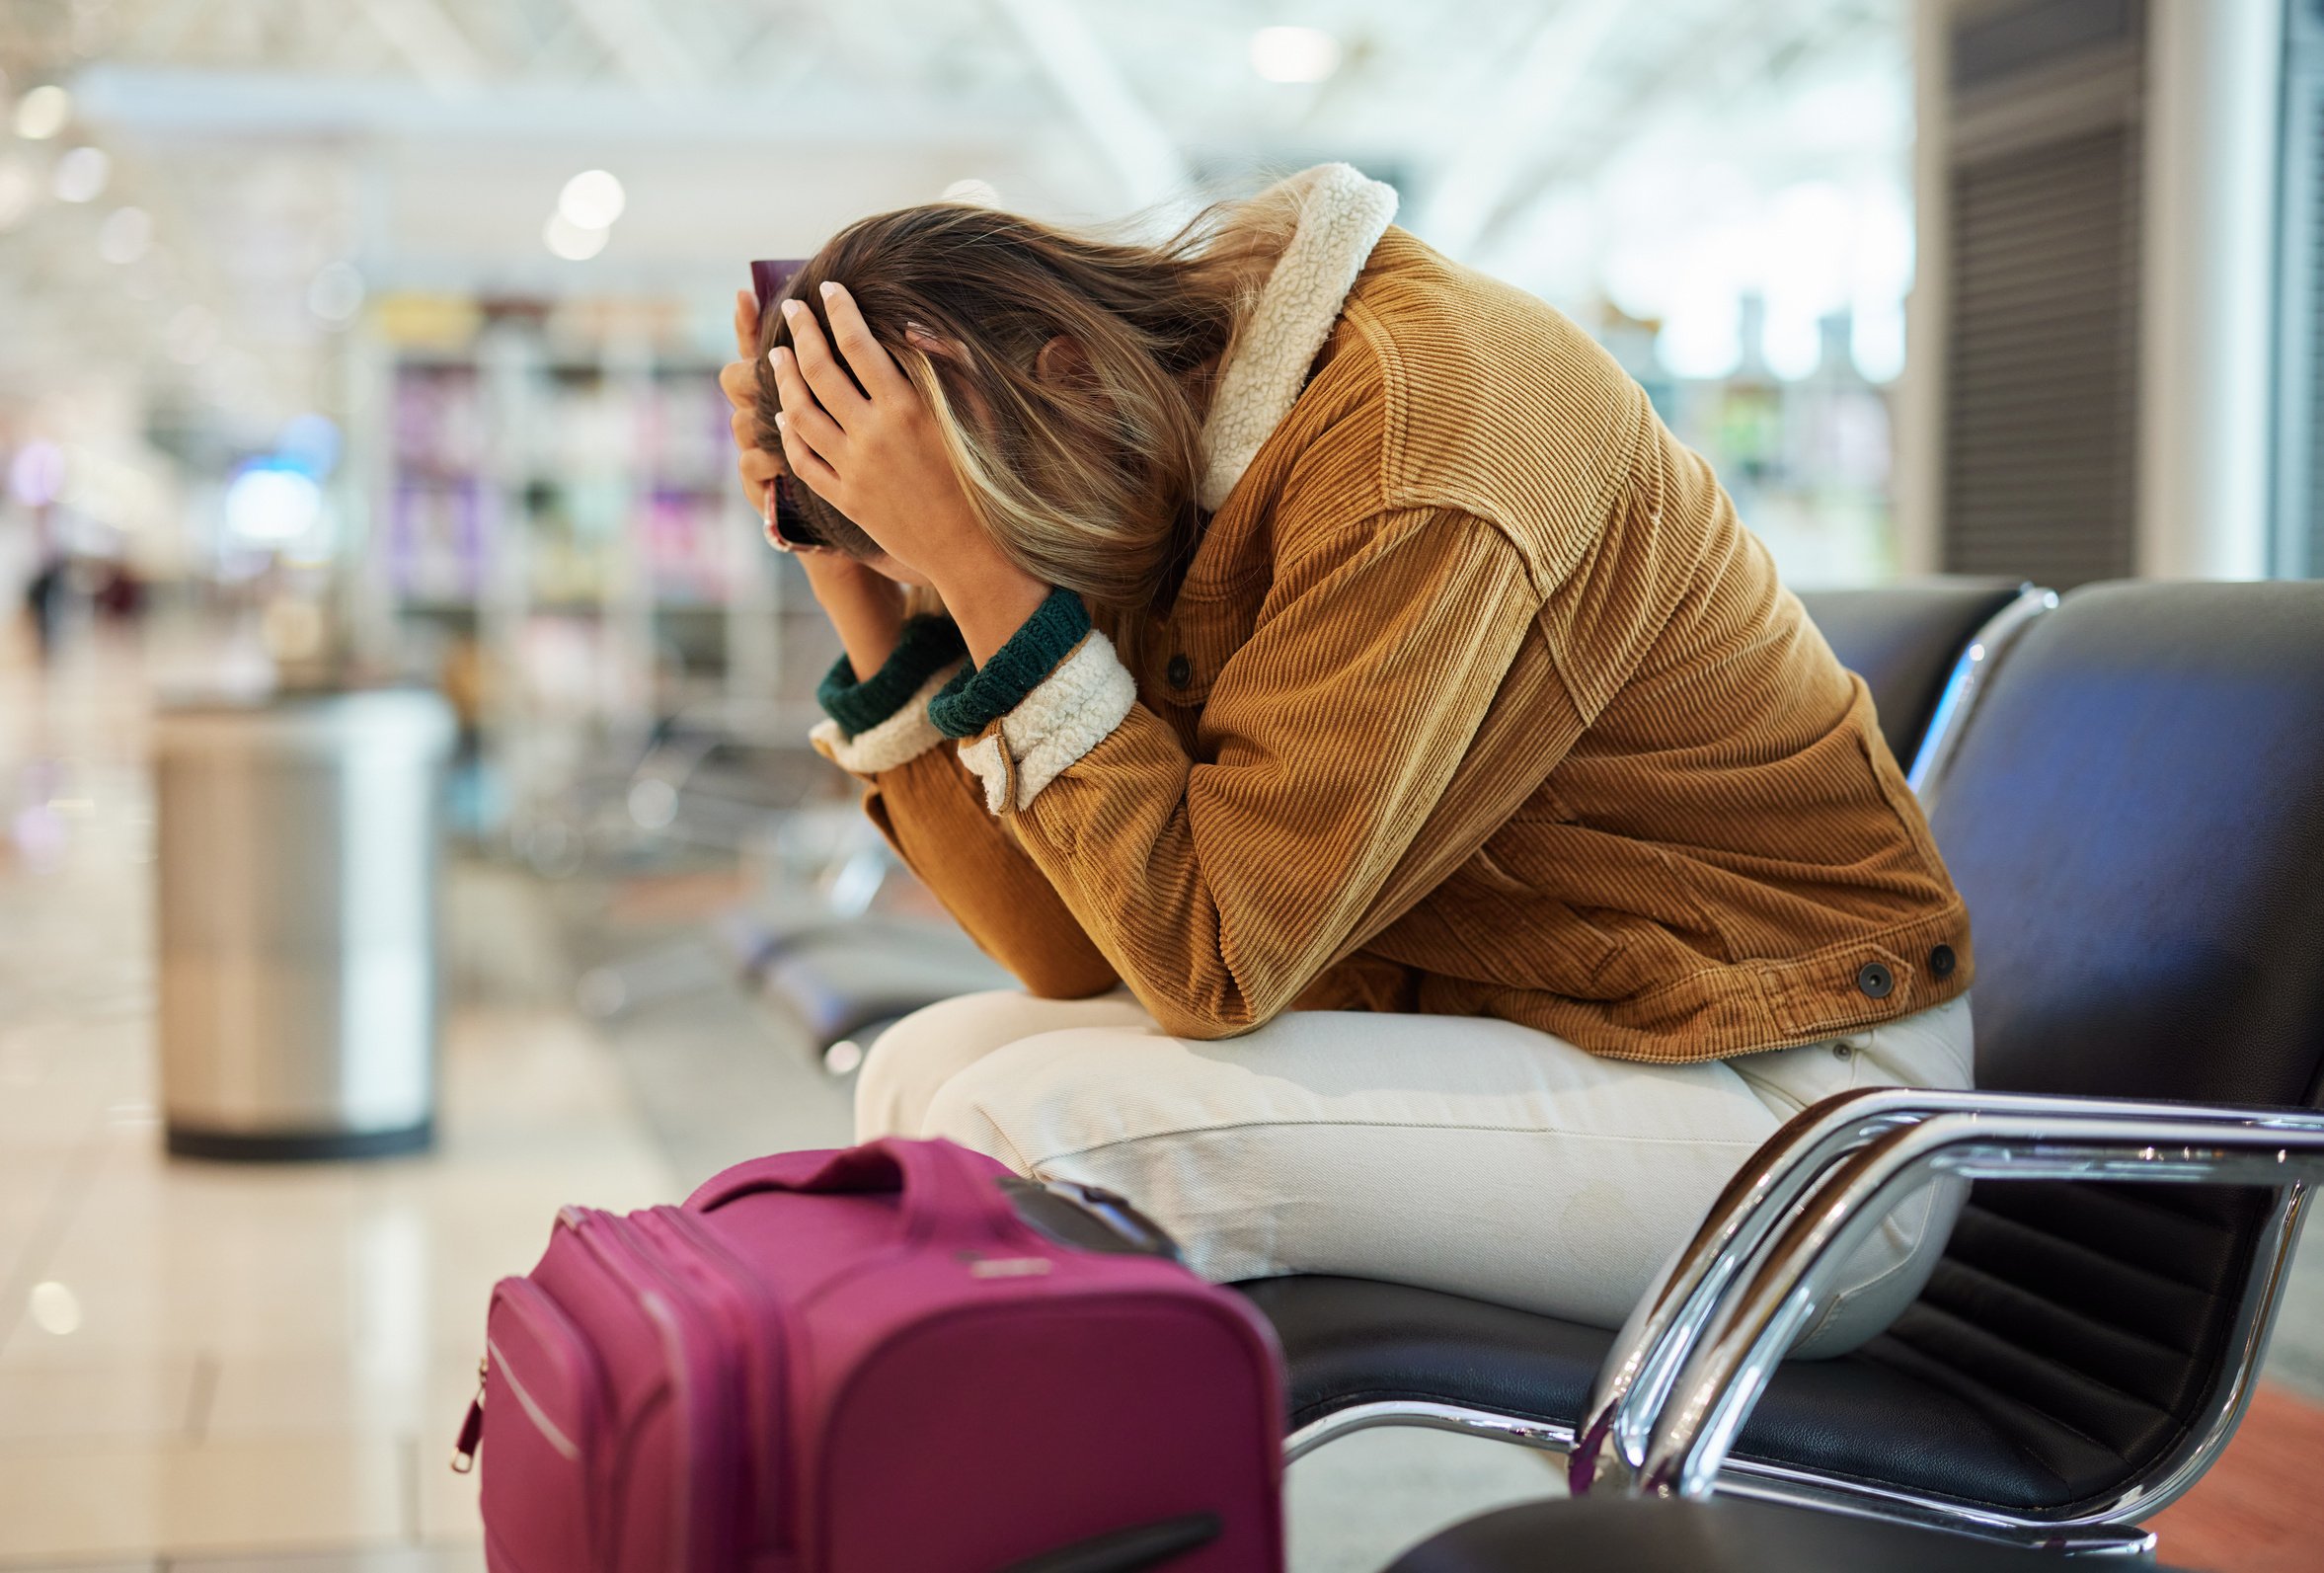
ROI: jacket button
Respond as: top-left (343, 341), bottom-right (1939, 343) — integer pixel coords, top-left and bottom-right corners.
top-left (1929, 944), bottom-right (1957, 980)
top-left (1166, 654), bottom-right (1193, 689)
top-left (1855, 962), bottom-right (1895, 999)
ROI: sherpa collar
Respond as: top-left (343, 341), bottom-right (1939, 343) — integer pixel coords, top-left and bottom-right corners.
top-left (1196, 164), bottom-right (1400, 513)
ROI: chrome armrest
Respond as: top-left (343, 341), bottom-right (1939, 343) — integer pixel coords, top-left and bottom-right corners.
top-left (1568, 1084), bottom-right (2225, 1495)
top-left (1568, 1086), bottom-right (1963, 1494)
top-left (1905, 583), bottom-right (2055, 801)
top-left (1603, 1096), bottom-right (2324, 1503)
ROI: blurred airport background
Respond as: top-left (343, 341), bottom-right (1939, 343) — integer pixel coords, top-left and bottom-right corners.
top-left (1, 0), bottom-right (1930, 807)
top-left (0, 1), bottom-right (2317, 1569)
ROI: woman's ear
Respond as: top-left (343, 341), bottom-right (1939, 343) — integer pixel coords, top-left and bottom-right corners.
top-left (903, 321), bottom-right (951, 357)
top-left (1035, 334), bottom-right (1095, 390)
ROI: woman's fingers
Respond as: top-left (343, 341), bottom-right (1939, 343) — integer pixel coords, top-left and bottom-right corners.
top-left (732, 288), bottom-right (758, 361)
top-left (731, 404), bottom-right (772, 453)
top-left (778, 298), bottom-right (871, 427)
top-left (736, 443), bottom-right (781, 506)
top-left (717, 357), bottom-right (757, 415)
top-left (816, 282), bottom-right (912, 400)
top-left (774, 409), bottom-right (842, 498)
top-left (768, 346), bottom-right (850, 462)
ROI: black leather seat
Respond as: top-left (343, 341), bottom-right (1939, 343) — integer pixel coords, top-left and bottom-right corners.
top-left (1383, 1496), bottom-right (2199, 1573)
top-left (1242, 581), bottom-right (2324, 1523)
top-left (1795, 577), bottom-right (2028, 768)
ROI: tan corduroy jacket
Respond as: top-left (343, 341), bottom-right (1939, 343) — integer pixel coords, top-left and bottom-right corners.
top-left (813, 170), bottom-right (1972, 1063)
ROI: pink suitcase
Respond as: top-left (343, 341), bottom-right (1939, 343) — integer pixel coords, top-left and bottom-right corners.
top-left (455, 1137), bottom-right (1285, 1573)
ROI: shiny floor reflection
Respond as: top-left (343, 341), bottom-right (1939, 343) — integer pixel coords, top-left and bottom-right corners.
top-left (0, 638), bottom-right (673, 1567)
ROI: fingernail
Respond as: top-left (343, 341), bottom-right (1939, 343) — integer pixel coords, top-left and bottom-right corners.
top-left (819, 280), bottom-right (841, 299)
top-left (781, 298), bottom-right (803, 318)
top-left (774, 411), bottom-right (788, 430)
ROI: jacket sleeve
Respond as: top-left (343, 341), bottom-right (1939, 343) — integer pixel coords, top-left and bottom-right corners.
top-left (807, 628), bottom-right (1119, 1000)
top-left (859, 747), bottom-right (1121, 999)
top-left (959, 509), bottom-right (1542, 1038)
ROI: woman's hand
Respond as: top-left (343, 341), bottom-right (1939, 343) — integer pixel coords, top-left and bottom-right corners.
top-left (769, 282), bottom-right (1050, 666)
top-left (723, 287), bottom-right (902, 679)
top-left (721, 285), bottom-right (800, 541)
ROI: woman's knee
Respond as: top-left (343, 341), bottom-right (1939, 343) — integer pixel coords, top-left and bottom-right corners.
top-left (853, 988), bottom-right (1153, 1142)
top-left (918, 1024), bottom-right (1167, 1172)
top-left (854, 989), bottom-right (1054, 1141)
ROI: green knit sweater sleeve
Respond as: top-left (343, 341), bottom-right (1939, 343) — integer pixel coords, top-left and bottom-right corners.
top-left (927, 588), bottom-right (1093, 741)
top-left (816, 614), bottom-right (968, 739)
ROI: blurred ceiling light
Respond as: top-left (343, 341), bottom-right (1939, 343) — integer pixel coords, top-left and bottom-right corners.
top-left (628, 777), bottom-right (678, 830)
top-left (97, 204), bottom-right (149, 264)
top-left (941, 178), bottom-right (1001, 205)
top-left (13, 84), bottom-right (70, 140)
top-left (7, 440), bottom-right (65, 507)
top-left (1249, 26), bottom-right (1342, 84)
top-left (0, 158), bottom-right (35, 230)
top-left (52, 145), bottom-right (108, 203)
top-left (558, 169), bottom-right (625, 230)
top-left (165, 303), bottom-right (219, 364)
top-left (226, 461), bottom-right (323, 544)
top-left (28, 1280), bottom-right (80, 1336)
top-left (544, 211), bottom-right (609, 261)
top-left (307, 260), bottom-right (365, 325)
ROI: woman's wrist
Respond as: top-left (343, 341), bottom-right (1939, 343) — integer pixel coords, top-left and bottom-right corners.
top-left (800, 554), bottom-right (907, 679)
top-left (935, 550), bottom-right (1053, 669)
top-left (816, 614), bottom-right (968, 738)
top-left (927, 586), bottom-right (1093, 741)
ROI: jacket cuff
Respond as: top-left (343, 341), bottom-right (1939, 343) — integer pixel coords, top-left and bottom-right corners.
top-left (816, 615), bottom-right (968, 739)
top-left (927, 587), bottom-right (1092, 740)
top-left (811, 663), bottom-right (966, 777)
top-left (956, 629), bottom-right (1137, 814)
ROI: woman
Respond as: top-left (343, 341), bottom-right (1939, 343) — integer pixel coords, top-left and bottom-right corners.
top-left (717, 164), bottom-right (1972, 1354)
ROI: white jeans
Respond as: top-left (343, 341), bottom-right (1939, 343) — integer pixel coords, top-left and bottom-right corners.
top-left (858, 990), bottom-right (1975, 1357)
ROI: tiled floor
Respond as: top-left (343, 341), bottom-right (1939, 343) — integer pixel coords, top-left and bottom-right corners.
top-left (0, 637), bottom-right (669, 1569)
top-left (6, 627), bottom-right (2318, 1572)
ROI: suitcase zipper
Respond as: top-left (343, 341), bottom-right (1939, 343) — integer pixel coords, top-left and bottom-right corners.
top-left (456, 1275), bottom-right (614, 1558)
top-left (458, 1279), bottom-right (611, 1470)
top-left (450, 1356), bottom-right (486, 1473)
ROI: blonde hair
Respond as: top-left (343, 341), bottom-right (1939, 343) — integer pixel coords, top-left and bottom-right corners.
top-left (754, 186), bottom-right (1300, 612)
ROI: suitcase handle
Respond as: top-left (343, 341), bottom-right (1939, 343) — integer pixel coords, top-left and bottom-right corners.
top-left (686, 1138), bottom-right (1024, 1247)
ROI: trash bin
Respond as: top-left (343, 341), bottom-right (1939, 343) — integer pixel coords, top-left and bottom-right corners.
top-left (155, 687), bottom-right (455, 1159)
